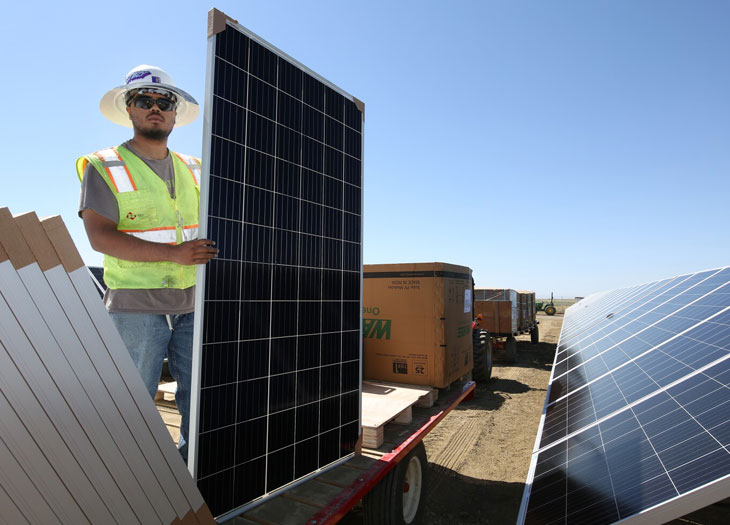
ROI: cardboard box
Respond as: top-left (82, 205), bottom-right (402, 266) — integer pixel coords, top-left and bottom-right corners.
top-left (517, 290), bottom-right (536, 330)
top-left (475, 288), bottom-right (518, 333)
top-left (474, 300), bottom-right (513, 334)
top-left (362, 262), bottom-right (474, 388)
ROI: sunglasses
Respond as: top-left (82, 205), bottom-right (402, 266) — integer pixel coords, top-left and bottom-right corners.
top-left (131, 95), bottom-right (178, 112)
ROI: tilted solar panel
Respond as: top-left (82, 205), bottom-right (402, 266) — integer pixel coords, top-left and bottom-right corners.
top-left (189, 9), bottom-right (364, 519)
top-left (87, 266), bottom-right (106, 298)
top-left (519, 267), bottom-right (730, 524)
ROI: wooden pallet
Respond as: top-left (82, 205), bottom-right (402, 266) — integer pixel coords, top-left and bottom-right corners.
top-left (360, 381), bottom-right (436, 448)
top-left (154, 380), bottom-right (177, 402)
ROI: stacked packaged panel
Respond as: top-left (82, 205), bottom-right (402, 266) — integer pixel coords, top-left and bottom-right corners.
top-left (474, 288), bottom-right (519, 334)
top-left (362, 262), bottom-right (473, 388)
top-left (517, 291), bottom-right (536, 331)
top-left (0, 208), bottom-right (212, 524)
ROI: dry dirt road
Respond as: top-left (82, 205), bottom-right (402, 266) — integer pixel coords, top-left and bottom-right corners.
top-left (418, 312), bottom-right (561, 524)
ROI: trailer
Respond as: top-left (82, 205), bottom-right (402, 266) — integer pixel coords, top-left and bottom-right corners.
top-left (156, 379), bottom-right (475, 524)
top-left (473, 289), bottom-right (539, 362)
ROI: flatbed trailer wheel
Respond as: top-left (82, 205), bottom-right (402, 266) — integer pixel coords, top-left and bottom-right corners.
top-left (363, 441), bottom-right (428, 524)
top-left (530, 325), bottom-right (539, 344)
top-left (472, 329), bottom-right (493, 383)
top-left (505, 336), bottom-right (517, 362)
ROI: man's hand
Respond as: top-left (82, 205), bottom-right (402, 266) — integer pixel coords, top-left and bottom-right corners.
top-left (82, 209), bottom-right (218, 265)
top-left (170, 239), bottom-right (218, 265)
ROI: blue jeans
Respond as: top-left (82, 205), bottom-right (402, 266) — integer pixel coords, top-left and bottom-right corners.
top-left (110, 311), bottom-right (194, 462)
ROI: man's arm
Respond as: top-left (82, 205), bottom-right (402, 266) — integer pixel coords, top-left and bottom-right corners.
top-left (82, 209), bottom-right (218, 266)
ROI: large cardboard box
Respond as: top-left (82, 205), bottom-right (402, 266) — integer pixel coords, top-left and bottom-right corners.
top-left (362, 262), bottom-right (474, 388)
top-left (475, 288), bottom-right (518, 333)
top-left (517, 290), bottom-right (536, 330)
top-left (473, 300), bottom-right (513, 334)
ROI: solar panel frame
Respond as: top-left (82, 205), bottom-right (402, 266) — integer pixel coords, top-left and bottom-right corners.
top-left (519, 267), bottom-right (730, 524)
top-left (189, 11), bottom-right (363, 520)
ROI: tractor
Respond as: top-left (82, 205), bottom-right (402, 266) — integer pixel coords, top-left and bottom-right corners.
top-left (536, 292), bottom-right (557, 316)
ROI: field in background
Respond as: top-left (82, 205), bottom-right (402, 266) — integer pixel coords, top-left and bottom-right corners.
top-left (536, 298), bottom-right (577, 314)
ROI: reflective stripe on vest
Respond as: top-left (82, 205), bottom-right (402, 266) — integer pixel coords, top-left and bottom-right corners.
top-left (174, 152), bottom-right (201, 186)
top-left (122, 225), bottom-right (199, 244)
top-left (96, 148), bottom-right (137, 193)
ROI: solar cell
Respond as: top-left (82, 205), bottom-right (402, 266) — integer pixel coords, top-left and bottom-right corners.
top-left (520, 267), bottom-right (730, 524)
top-left (189, 10), bottom-right (363, 519)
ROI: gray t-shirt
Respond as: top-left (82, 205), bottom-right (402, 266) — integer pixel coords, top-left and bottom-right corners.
top-left (79, 140), bottom-right (195, 314)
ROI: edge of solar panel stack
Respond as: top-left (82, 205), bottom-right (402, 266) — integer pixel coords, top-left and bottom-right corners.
top-left (519, 267), bottom-right (730, 524)
top-left (190, 8), bottom-right (364, 520)
top-left (0, 208), bottom-right (212, 524)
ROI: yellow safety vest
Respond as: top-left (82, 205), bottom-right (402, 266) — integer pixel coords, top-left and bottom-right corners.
top-left (76, 145), bottom-right (201, 290)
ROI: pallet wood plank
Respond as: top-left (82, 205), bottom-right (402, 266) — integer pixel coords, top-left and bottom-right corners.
top-left (243, 495), bottom-right (320, 525)
top-left (311, 464), bottom-right (363, 488)
top-left (361, 381), bottom-right (433, 428)
top-left (283, 480), bottom-right (344, 508)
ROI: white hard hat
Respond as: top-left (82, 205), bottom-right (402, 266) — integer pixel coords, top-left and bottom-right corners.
top-left (99, 65), bottom-right (199, 128)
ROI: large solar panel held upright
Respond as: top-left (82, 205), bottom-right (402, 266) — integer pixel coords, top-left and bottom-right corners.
top-left (189, 9), bottom-right (364, 519)
top-left (519, 267), bottom-right (730, 524)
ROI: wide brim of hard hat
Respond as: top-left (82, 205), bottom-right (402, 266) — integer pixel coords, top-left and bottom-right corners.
top-left (99, 82), bottom-right (200, 128)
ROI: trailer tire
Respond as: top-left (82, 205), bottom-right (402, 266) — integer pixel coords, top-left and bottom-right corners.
top-left (472, 329), bottom-right (492, 383)
top-left (505, 336), bottom-right (517, 362)
top-left (363, 442), bottom-right (428, 524)
top-left (530, 325), bottom-right (539, 345)
top-left (545, 305), bottom-right (557, 316)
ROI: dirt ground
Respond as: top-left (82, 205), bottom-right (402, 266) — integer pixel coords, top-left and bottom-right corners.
top-left (417, 311), bottom-right (561, 525)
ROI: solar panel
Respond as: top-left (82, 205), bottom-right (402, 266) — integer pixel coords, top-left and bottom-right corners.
top-left (519, 267), bottom-right (730, 524)
top-left (0, 209), bottom-right (211, 523)
top-left (189, 9), bottom-right (363, 519)
top-left (88, 265), bottom-right (106, 298)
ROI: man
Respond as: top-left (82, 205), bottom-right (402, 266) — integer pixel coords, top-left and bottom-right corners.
top-left (77, 65), bottom-right (217, 462)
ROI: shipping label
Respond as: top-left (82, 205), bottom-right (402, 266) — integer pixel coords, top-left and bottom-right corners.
top-left (393, 360), bottom-right (408, 374)
top-left (387, 279), bottom-right (421, 290)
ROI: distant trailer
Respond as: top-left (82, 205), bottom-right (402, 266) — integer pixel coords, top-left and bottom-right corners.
top-left (473, 288), bottom-right (540, 362)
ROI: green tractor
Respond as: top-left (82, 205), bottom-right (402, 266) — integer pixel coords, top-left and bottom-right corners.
top-left (536, 292), bottom-right (557, 316)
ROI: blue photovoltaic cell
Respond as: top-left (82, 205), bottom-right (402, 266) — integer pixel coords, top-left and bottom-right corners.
top-left (521, 267), bottom-right (730, 524)
top-left (191, 18), bottom-right (363, 519)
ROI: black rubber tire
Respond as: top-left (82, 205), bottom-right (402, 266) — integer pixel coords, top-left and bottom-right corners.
top-left (472, 329), bottom-right (493, 383)
top-left (545, 305), bottom-right (557, 316)
top-left (504, 336), bottom-right (517, 363)
top-left (363, 442), bottom-right (428, 524)
top-left (530, 325), bottom-right (539, 345)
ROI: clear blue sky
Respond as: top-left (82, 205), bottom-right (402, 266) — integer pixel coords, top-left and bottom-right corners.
top-left (2, 1), bottom-right (729, 298)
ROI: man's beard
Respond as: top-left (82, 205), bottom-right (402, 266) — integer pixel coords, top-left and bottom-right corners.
top-left (136, 125), bottom-right (172, 141)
